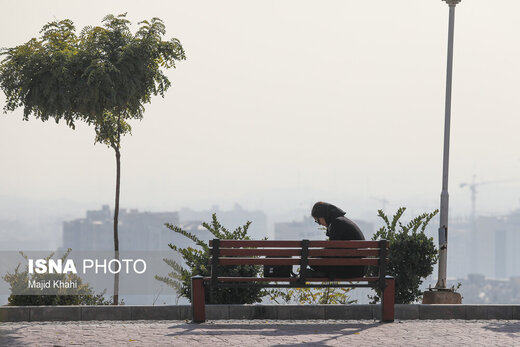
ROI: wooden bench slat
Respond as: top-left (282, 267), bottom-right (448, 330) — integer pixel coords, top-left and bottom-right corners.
top-left (218, 248), bottom-right (381, 257)
top-left (203, 276), bottom-right (381, 282)
top-left (309, 249), bottom-right (380, 257)
top-left (217, 257), bottom-right (379, 266)
top-left (204, 277), bottom-right (298, 282)
top-left (306, 276), bottom-right (379, 282)
top-left (218, 258), bottom-right (301, 265)
top-left (308, 258), bottom-right (379, 266)
top-left (211, 240), bottom-right (302, 247)
top-left (212, 240), bottom-right (385, 248)
top-left (308, 240), bottom-right (385, 248)
top-left (219, 249), bottom-right (302, 256)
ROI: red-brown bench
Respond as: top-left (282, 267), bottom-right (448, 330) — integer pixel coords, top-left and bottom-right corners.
top-left (191, 239), bottom-right (394, 322)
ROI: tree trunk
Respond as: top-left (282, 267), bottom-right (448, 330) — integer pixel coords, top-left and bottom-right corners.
top-left (113, 146), bottom-right (121, 305)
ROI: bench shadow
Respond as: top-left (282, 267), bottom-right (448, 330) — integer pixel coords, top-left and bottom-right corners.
top-left (166, 321), bottom-right (380, 345)
top-left (482, 321), bottom-right (520, 337)
top-left (0, 326), bottom-right (26, 346)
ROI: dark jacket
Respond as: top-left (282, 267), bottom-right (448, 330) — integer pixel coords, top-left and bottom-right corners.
top-left (327, 216), bottom-right (365, 241)
top-left (311, 202), bottom-right (366, 278)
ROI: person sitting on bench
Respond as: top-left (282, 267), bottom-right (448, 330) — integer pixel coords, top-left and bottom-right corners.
top-left (310, 201), bottom-right (367, 279)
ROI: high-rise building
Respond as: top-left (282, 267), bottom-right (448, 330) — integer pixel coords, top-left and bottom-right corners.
top-left (62, 205), bottom-right (180, 251)
top-left (448, 208), bottom-right (520, 279)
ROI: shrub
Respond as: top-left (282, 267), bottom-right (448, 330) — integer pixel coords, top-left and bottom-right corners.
top-left (369, 207), bottom-right (438, 304)
top-left (3, 249), bottom-right (112, 306)
top-left (155, 214), bottom-right (265, 304)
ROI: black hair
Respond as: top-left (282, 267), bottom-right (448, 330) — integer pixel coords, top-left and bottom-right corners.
top-left (311, 201), bottom-right (346, 224)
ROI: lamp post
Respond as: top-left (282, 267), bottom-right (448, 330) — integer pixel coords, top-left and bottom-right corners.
top-left (436, 0), bottom-right (461, 290)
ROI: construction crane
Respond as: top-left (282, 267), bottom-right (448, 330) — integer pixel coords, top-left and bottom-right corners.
top-left (460, 175), bottom-right (519, 273)
top-left (460, 175), bottom-right (519, 221)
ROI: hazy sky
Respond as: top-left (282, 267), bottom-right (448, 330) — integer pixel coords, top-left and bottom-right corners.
top-left (1, 0), bottom-right (519, 223)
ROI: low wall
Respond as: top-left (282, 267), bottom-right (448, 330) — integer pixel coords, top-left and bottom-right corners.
top-left (2, 304), bottom-right (520, 322)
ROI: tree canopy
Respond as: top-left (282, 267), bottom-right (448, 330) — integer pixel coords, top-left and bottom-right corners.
top-left (0, 13), bottom-right (186, 132)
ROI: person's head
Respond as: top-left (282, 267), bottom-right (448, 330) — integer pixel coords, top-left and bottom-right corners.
top-left (311, 202), bottom-right (346, 227)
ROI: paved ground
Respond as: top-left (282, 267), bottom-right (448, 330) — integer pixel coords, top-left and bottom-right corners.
top-left (1, 319), bottom-right (520, 346)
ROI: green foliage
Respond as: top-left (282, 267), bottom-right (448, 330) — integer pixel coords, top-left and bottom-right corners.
top-left (155, 214), bottom-right (265, 304)
top-left (267, 285), bottom-right (356, 305)
top-left (369, 207), bottom-right (439, 304)
top-left (94, 113), bottom-right (132, 149)
top-left (0, 13), bottom-right (186, 132)
top-left (2, 249), bottom-right (112, 306)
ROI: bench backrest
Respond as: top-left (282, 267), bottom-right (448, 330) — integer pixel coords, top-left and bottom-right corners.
top-left (209, 239), bottom-right (389, 286)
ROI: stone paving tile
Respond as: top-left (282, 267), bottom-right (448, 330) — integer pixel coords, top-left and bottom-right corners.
top-left (1, 320), bottom-right (520, 346)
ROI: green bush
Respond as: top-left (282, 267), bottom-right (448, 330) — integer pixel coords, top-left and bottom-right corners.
top-left (155, 214), bottom-right (265, 304)
top-left (3, 249), bottom-right (112, 306)
top-left (369, 207), bottom-right (438, 304)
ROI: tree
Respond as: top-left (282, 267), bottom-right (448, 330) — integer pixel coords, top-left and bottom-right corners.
top-left (0, 14), bottom-right (186, 304)
top-left (369, 208), bottom-right (439, 304)
top-left (155, 214), bottom-right (266, 304)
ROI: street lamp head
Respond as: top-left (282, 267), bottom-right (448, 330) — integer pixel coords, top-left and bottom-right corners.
top-left (443, 0), bottom-right (461, 5)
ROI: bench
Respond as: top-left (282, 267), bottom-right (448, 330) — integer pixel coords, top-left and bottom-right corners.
top-left (191, 239), bottom-right (394, 323)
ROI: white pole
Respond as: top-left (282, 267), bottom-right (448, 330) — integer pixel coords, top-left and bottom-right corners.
top-left (437, 0), bottom-right (461, 289)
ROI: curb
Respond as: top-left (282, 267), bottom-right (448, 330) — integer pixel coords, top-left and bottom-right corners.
top-left (2, 304), bottom-right (520, 322)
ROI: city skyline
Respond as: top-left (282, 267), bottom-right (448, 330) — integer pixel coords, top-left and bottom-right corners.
top-left (2, 202), bottom-right (520, 306)
top-left (4, 201), bottom-right (520, 280)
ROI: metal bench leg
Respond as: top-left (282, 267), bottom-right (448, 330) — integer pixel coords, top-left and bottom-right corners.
top-left (191, 275), bottom-right (206, 323)
top-left (382, 276), bottom-right (395, 322)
